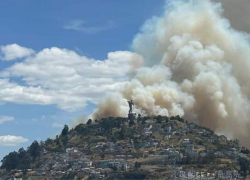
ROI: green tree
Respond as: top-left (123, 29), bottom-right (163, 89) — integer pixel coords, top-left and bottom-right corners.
top-left (134, 161), bottom-right (141, 170)
top-left (164, 116), bottom-right (169, 123)
top-left (170, 116), bottom-right (176, 120)
top-left (87, 119), bottom-right (92, 125)
top-left (137, 114), bottom-right (141, 123)
top-left (186, 155), bottom-right (192, 164)
top-left (45, 138), bottom-right (53, 146)
top-left (238, 157), bottom-right (250, 178)
top-left (62, 136), bottom-right (68, 146)
top-left (156, 115), bottom-right (162, 123)
top-left (198, 141), bottom-right (204, 146)
top-left (118, 127), bottom-right (125, 140)
top-left (241, 149), bottom-right (250, 154)
top-left (29, 141), bottom-right (40, 159)
top-left (129, 119), bottom-right (135, 126)
top-left (111, 166), bottom-right (118, 172)
top-left (1, 152), bottom-right (19, 170)
top-left (39, 140), bottom-right (45, 148)
top-left (115, 119), bottom-right (121, 128)
top-left (61, 124), bottom-right (69, 136)
top-left (17, 148), bottom-right (26, 159)
top-left (17, 148), bottom-right (30, 170)
top-left (101, 154), bottom-right (105, 159)
top-left (175, 115), bottom-right (184, 122)
top-left (142, 118), bottom-right (146, 124)
top-left (207, 152), bottom-right (215, 163)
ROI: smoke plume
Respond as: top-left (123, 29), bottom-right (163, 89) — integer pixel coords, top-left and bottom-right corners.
top-left (213, 0), bottom-right (250, 33)
top-left (92, 0), bottom-right (250, 147)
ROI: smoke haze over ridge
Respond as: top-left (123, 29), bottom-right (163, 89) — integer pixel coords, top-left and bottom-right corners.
top-left (213, 0), bottom-right (250, 33)
top-left (92, 0), bottom-right (250, 147)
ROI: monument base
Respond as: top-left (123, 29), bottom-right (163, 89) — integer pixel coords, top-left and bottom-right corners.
top-left (128, 113), bottom-right (136, 121)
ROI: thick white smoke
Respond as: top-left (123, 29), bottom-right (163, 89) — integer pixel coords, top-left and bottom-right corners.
top-left (92, 0), bottom-right (250, 147)
top-left (213, 0), bottom-right (250, 33)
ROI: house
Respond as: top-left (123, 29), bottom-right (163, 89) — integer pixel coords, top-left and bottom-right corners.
top-left (115, 155), bottom-right (126, 158)
top-left (45, 171), bottom-right (52, 179)
top-left (149, 140), bottom-right (160, 147)
top-left (186, 169), bottom-right (196, 178)
top-left (239, 153), bottom-right (247, 158)
top-left (176, 170), bottom-right (196, 179)
top-left (143, 130), bottom-right (152, 136)
top-left (225, 171), bottom-right (232, 179)
top-left (109, 159), bottom-right (127, 171)
top-left (101, 168), bottom-right (112, 174)
top-left (184, 144), bottom-right (196, 155)
top-left (96, 159), bottom-right (127, 171)
top-left (188, 122), bottom-right (196, 128)
top-left (43, 148), bottom-right (48, 154)
top-left (182, 139), bottom-right (191, 147)
top-left (89, 171), bottom-right (101, 179)
top-left (215, 170), bottom-right (240, 179)
top-left (232, 170), bottom-right (240, 179)
top-left (169, 120), bottom-right (175, 126)
top-left (66, 148), bottom-right (73, 154)
top-left (71, 151), bottom-right (82, 160)
top-left (72, 162), bottom-right (81, 170)
top-left (79, 158), bottom-right (92, 167)
top-left (66, 148), bottom-right (82, 160)
top-left (183, 123), bottom-right (188, 130)
top-left (199, 152), bottom-right (207, 157)
top-left (176, 170), bottom-right (186, 178)
top-left (143, 151), bottom-right (149, 157)
top-left (164, 134), bottom-right (171, 140)
top-left (215, 151), bottom-right (225, 158)
top-left (206, 137), bottom-right (215, 143)
top-left (96, 160), bottom-right (110, 168)
top-left (219, 135), bottom-right (227, 143)
top-left (165, 126), bottom-right (171, 133)
top-left (138, 142), bottom-right (148, 148)
top-left (83, 168), bottom-right (91, 173)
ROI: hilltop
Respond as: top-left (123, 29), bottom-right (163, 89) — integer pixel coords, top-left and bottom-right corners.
top-left (0, 115), bottom-right (250, 179)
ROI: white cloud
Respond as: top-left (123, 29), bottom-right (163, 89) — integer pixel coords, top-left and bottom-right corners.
top-left (52, 123), bottom-right (64, 128)
top-left (0, 44), bottom-right (35, 61)
top-left (63, 20), bottom-right (116, 34)
top-left (0, 45), bottom-right (144, 111)
top-left (0, 135), bottom-right (28, 146)
top-left (32, 118), bottom-right (38, 122)
top-left (0, 116), bottom-right (14, 124)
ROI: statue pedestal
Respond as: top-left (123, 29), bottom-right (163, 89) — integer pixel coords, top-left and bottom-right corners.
top-left (128, 113), bottom-right (136, 121)
top-left (128, 113), bottom-right (134, 120)
top-left (128, 113), bottom-right (136, 126)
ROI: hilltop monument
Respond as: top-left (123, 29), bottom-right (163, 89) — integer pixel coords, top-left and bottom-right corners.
top-left (127, 100), bottom-right (134, 114)
top-left (127, 100), bottom-right (136, 122)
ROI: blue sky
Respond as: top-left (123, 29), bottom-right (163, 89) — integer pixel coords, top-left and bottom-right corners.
top-left (0, 0), bottom-right (166, 161)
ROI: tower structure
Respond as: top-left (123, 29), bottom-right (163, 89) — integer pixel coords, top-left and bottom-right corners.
top-left (127, 100), bottom-right (135, 121)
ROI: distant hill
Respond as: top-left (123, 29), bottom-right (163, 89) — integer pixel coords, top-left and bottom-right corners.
top-left (1, 115), bottom-right (250, 179)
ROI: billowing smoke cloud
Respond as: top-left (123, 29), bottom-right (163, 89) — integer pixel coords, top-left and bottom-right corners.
top-left (71, 115), bottom-right (88, 128)
top-left (92, 0), bottom-right (250, 147)
top-left (213, 0), bottom-right (250, 33)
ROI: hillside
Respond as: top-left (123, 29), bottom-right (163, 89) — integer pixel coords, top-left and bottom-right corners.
top-left (1, 115), bottom-right (250, 180)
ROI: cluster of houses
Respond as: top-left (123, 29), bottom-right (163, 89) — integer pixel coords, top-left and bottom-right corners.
top-left (43, 120), bottom-right (246, 178)
top-left (96, 159), bottom-right (128, 171)
top-left (176, 169), bottom-right (240, 179)
top-left (1, 118), bottom-right (249, 179)
top-left (34, 147), bottom-right (131, 179)
top-left (21, 145), bottom-right (140, 180)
